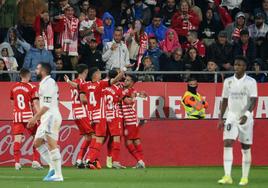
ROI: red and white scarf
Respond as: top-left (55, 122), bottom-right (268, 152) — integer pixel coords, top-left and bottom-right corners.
top-left (43, 23), bottom-right (54, 50)
top-left (136, 32), bottom-right (148, 70)
top-left (60, 16), bottom-right (79, 56)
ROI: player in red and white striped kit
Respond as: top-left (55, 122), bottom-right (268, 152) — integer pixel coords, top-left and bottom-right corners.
top-left (65, 64), bottom-right (94, 168)
top-left (10, 68), bottom-right (42, 170)
top-left (103, 69), bottom-right (126, 169)
top-left (67, 67), bottom-right (124, 169)
top-left (122, 74), bottom-right (146, 168)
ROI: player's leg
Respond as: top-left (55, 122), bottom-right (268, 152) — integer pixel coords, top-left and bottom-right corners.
top-left (218, 122), bottom-right (238, 184)
top-left (133, 138), bottom-right (145, 168)
top-left (28, 124), bottom-right (42, 169)
top-left (13, 134), bottom-right (23, 170)
top-left (238, 119), bottom-right (254, 186)
top-left (111, 135), bottom-right (126, 169)
top-left (106, 135), bottom-right (113, 168)
top-left (76, 134), bottom-right (92, 168)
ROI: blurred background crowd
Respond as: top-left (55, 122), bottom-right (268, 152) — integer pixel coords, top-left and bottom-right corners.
top-left (0, 0), bottom-right (268, 82)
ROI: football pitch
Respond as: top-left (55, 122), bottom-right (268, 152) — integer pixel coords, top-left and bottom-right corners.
top-left (0, 166), bottom-right (267, 188)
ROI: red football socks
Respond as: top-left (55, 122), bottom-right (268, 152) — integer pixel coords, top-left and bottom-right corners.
top-left (135, 143), bottom-right (144, 161)
top-left (14, 142), bottom-right (21, 163)
top-left (32, 146), bottom-right (40, 162)
top-left (77, 139), bottom-right (91, 161)
top-left (126, 143), bottom-right (139, 161)
top-left (111, 141), bottom-right (121, 162)
top-left (87, 141), bottom-right (102, 162)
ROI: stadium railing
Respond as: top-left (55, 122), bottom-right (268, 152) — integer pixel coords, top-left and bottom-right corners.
top-left (0, 70), bottom-right (267, 83)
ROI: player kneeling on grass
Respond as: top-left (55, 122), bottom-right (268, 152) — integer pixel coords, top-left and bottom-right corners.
top-left (104, 69), bottom-right (126, 169)
top-left (10, 68), bottom-right (42, 170)
top-left (28, 63), bottom-right (63, 182)
top-left (218, 56), bottom-right (257, 186)
top-left (64, 64), bottom-right (95, 168)
top-left (122, 74), bottom-right (147, 169)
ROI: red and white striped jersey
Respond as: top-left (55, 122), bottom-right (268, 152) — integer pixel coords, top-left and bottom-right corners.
top-left (71, 78), bottom-right (88, 119)
top-left (10, 82), bottom-right (39, 123)
top-left (121, 87), bottom-right (138, 126)
top-left (103, 84), bottom-right (123, 120)
top-left (79, 80), bottom-right (110, 121)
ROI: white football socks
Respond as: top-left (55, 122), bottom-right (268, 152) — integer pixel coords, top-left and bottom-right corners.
top-left (50, 148), bottom-right (62, 177)
top-left (242, 149), bottom-right (251, 179)
top-left (37, 144), bottom-right (54, 171)
top-left (224, 147), bottom-right (233, 177)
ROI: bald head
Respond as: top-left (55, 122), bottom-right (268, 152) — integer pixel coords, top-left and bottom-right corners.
top-left (35, 36), bottom-right (45, 49)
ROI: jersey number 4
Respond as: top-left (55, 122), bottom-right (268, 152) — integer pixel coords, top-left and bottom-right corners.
top-left (89, 92), bottom-right (97, 106)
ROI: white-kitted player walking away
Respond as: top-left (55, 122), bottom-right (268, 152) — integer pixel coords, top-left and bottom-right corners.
top-left (217, 56), bottom-right (258, 186)
top-left (27, 63), bottom-right (63, 182)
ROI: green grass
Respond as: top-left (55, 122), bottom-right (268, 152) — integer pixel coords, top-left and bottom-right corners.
top-left (0, 167), bottom-right (267, 188)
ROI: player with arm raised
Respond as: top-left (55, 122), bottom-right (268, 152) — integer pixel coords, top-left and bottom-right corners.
top-left (74, 67), bottom-right (124, 169)
top-left (217, 56), bottom-right (258, 186)
top-left (10, 68), bottom-right (42, 170)
top-left (122, 74), bottom-right (147, 169)
top-left (65, 64), bottom-right (94, 168)
top-left (28, 63), bottom-right (63, 182)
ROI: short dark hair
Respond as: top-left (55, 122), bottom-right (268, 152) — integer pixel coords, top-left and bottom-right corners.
top-left (54, 44), bottom-right (62, 49)
top-left (126, 74), bottom-right (138, 83)
top-left (76, 64), bottom-right (88, 74)
top-left (149, 36), bottom-right (157, 41)
top-left (240, 29), bottom-right (249, 36)
top-left (88, 67), bottom-right (99, 80)
top-left (87, 5), bottom-right (96, 11)
top-left (19, 68), bottom-right (30, 77)
top-left (40, 63), bottom-right (52, 75)
top-left (153, 13), bottom-right (162, 19)
top-left (108, 69), bottom-right (118, 79)
top-left (234, 55), bottom-right (248, 65)
top-left (187, 77), bottom-right (197, 82)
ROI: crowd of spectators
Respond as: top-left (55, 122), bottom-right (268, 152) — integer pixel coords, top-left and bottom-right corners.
top-left (0, 0), bottom-right (268, 82)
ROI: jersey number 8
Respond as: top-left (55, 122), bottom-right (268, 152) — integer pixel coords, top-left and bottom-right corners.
top-left (17, 94), bottom-right (25, 110)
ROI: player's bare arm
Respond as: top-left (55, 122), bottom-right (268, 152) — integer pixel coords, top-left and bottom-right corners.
top-left (239, 97), bottom-right (257, 125)
top-left (27, 106), bottom-right (49, 128)
top-left (110, 71), bottom-right (125, 85)
top-left (64, 75), bottom-right (78, 88)
top-left (79, 93), bottom-right (88, 104)
top-left (33, 99), bottom-right (40, 113)
top-left (218, 98), bottom-right (228, 130)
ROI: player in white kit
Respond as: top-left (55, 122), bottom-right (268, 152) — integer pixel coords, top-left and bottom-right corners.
top-left (27, 63), bottom-right (63, 182)
top-left (217, 56), bottom-right (257, 186)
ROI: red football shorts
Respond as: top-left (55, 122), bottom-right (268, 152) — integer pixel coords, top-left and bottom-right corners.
top-left (93, 118), bottom-right (107, 137)
top-left (107, 118), bottom-right (123, 136)
top-left (75, 117), bottom-right (94, 135)
top-left (124, 124), bottom-right (140, 140)
top-left (12, 122), bottom-right (38, 135)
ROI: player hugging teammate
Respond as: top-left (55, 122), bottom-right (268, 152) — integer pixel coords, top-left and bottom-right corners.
top-left (65, 66), bottom-right (147, 169)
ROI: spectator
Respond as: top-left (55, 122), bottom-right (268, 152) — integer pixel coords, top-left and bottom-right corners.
top-left (182, 30), bottom-right (206, 57)
top-left (5, 27), bottom-right (31, 69)
top-left (102, 28), bottom-right (130, 70)
top-left (79, 38), bottom-right (105, 71)
top-left (225, 11), bottom-right (247, 43)
top-left (53, 44), bottom-right (71, 70)
top-left (199, 8), bottom-right (223, 46)
top-left (160, 0), bottom-right (178, 27)
top-left (250, 58), bottom-right (268, 82)
top-left (0, 58), bottom-right (11, 81)
top-left (49, 0), bottom-right (69, 22)
top-left (131, 0), bottom-right (152, 26)
top-left (34, 11), bottom-right (54, 50)
top-left (260, 32), bottom-right (268, 66)
top-left (248, 12), bottom-right (268, 40)
top-left (161, 48), bottom-right (185, 82)
top-left (143, 37), bottom-right (162, 71)
top-left (203, 59), bottom-right (223, 82)
top-left (117, 1), bottom-right (135, 32)
top-left (125, 19), bottom-right (148, 70)
top-left (233, 29), bottom-right (256, 69)
top-left (102, 12), bottom-right (115, 45)
top-left (55, 5), bottom-right (79, 69)
top-left (159, 28), bottom-right (181, 57)
top-left (183, 46), bottom-right (205, 81)
top-left (77, 0), bottom-right (90, 21)
top-left (0, 0), bottom-right (18, 43)
top-left (254, 0), bottom-right (268, 25)
top-left (207, 31), bottom-right (234, 71)
top-left (55, 58), bottom-right (65, 82)
top-left (187, 0), bottom-right (203, 22)
top-left (171, 0), bottom-right (200, 43)
top-left (17, 0), bottom-right (47, 45)
top-left (0, 42), bottom-right (18, 71)
top-left (79, 6), bottom-right (103, 46)
top-left (138, 56), bottom-right (155, 82)
top-left (23, 36), bottom-right (55, 81)
top-left (145, 14), bottom-right (167, 42)
top-left (207, 0), bottom-right (232, 28)
top-left (221, 0), bottom-right (243, 11)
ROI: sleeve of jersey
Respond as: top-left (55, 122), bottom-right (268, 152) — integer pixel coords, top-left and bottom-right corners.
top-left (31, 86), bottom-right (39, 100)
top-left (249, 80), bottom-right (258, 97)
top-left (42, 82), bottom-right (54, 108)
top-left (221, 80), bottom-right (229, 98)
